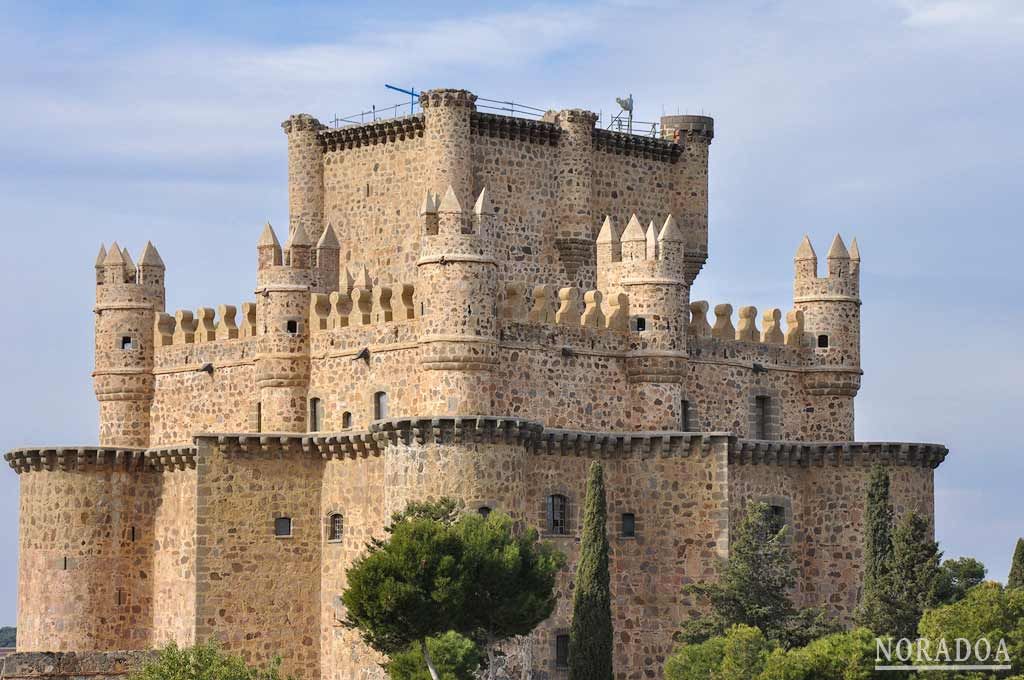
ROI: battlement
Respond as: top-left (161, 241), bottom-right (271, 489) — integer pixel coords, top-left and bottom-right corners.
top-left (154, 303), bottom-right (258, 348)
top-left (793, 233), bottom-right (860, 300)
top-left (499, 282), bottom-right (630, 332)
top-left (689, 300), bottom-right (808, 348)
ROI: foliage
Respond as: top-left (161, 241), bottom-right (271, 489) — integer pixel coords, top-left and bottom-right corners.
top-left (452, 508), bottom-right (564, 674)
top-left (0, 626), bottom-right (15, 647)
top-left (664, 625), bottom-right (775, 680)
top-left (856, 466), bottom-right (896, 635)
top-left (385, 631), bottom-right (481, 680)
top-left (569, 461), bottom-right (614, 680)
top-left (343, 498), bottom-right (562, 680)
top-left (936, 557), bottom-right (987, 605)
top-left (918, 582), bottom-right (1024, 678)
top-left (130, 642), bottom-right (290, 680)
top-left (758, 628), bottom-right (884, 680)
top-left (678, 501), bottom-right (837, 648)
top-left (1009, 539), bottom-right (1024, 590)
top-left (888, 511), bottom-right (942, 639)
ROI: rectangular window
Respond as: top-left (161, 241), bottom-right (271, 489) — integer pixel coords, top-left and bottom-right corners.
top-left (555, 634), bottom-right (570, 669)
top-left (547, 495), bottom-right (568, 535)
top-left (768, 504), bottom-right (787, 536)
top-left (621, 513), bottom-right (636, 538)
top-left (681, 400), bottom-right (691, 431)
top-left (755, 396), bottom-right (771, 439)
top-left (120, 336), bottom-right (134, 350)
top-left (274, 517), bottom-right (292, 537)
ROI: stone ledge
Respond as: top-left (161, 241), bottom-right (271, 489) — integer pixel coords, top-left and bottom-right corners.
top-left (0, 651), bottom-right (155, 678)
top-left (5, 419), bottom-right (948, 472)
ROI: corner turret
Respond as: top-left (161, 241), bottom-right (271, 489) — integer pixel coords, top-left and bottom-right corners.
top-left (660, 114), bottom-right (714, 284)
top-left (93, 241), bottom-right (165, 446)
top-left (281, 113), bottom-right (326, 243)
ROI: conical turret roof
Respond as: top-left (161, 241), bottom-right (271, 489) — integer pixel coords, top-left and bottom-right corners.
top-left (795, 235), bottom-right (817, 260)
top-left (139, 241), bottom-right (165, 267)
top-left (258, 223), bottom-right (280, 248)
top-left (621, 214), bottom-right (646, 242)
top-left (657, 214), bottom-right (684, 242)
top-left (317, 224), bottom-right (340, 249)
top-left (596, 216), bottom-right (618, 243)
top-left (827, 233), bottom-right (849, 259)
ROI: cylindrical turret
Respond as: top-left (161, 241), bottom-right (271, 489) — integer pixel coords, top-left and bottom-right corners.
top-left (282, 113), bottom-right (325, 243)
top-left (255, 224), bottom-right (313, 432)
top-left (793, 234), bottom-right (862, 438)
top-left (94, 242), bottom-right (161, 447)
top-left (661, 115), bottom-right (714, 285)
top-left (419, 89), bottom-right (476, 201)
top-left (416, 186), bottom-right (498, 415)
top-left (554, 109), bottom-right (599, 286)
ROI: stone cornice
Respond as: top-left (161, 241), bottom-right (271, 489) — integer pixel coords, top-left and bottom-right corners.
top-left (5, 419), bottom-right (948, 473)
top-left (318, 114), bottom-right (425, 152)
top-left (592, 128), bottom-right (681, 162)
top-left (470, 112), bottom-right (561, 145)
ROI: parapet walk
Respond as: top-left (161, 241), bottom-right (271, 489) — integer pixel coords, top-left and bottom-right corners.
top-left (5, 417), bottom-right (948, 474)
top-left (689, 301), bottom-right (807, 347)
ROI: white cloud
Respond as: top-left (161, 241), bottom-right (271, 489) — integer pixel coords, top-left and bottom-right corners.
top-left (897, 0), bottom-right (1024, 28)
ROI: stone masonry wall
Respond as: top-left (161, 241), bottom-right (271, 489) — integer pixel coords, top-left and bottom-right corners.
top-left (152, 468), bottom-right (197, 646)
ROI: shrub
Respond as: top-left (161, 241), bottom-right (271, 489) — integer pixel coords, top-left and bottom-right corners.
top-left (385, 631), bottom-right (481, 680)
top-left (131, 642), bottom-right (289, 680)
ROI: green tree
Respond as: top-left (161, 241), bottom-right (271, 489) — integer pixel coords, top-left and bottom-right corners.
top-left (855, 465), bottom-right (896, 634)
top-left (569, 461), bottom-right (614, 680)
top-left (454, 511), bottom-right (564, 677)
top-left (935, 557), bottom-right (987, 604)
top-left (385, 632), bottom-right (481, 680)
top-left (918, 582), bottom-right (1024, 678)
top-left (678, 502), bottom-right (836, 648)
top-left (130, 642), bottom-right (289, 680)
top-left (343, 504), bottom-right (471, 680)
top-left (758, 628), bottom-right (885, 680)
top-left (889, 511), bottom-right (942, 638)
top-left (0, 626), bottom-right (15, 647)
top-left (1009, 539), bottom-right (1024, 590)
top-left (343, 499), bottom-right (563, 680)
top-left (664, 625), bottom-right (775, 680)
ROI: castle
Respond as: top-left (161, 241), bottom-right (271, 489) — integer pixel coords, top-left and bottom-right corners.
top-left (5, 89), bottom-right (947, 680)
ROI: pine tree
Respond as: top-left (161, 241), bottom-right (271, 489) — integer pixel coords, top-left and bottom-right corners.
top-left (889, 511), bottom-right (942, 638)
top-left (569, 461), bottom-right (614, 680)
top-left (856, 465), bottom-right (896, 634)
top-left (1008, 538), bottom-right (1024, 589)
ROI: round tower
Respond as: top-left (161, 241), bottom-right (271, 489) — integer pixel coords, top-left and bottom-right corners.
top-left (661, 114), bottom-right (714, 285)
top-left (554, 109), bottom-right (599, 286)
top-left (94, 242), bottom-right (163, 447)
top-left (416, 186), bottom-right (498, 415)
top-left (419, 88), bottom-right (476, 200)
top-left (255, 223), bottom-right (313, 432)
top-left (281, 113), bottom-right (326, 243)
top-left (793, 234), bottom-right (862, 438)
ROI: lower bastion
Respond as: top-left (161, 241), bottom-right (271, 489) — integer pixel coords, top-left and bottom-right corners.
top-left (4, 88), bottom-right (947, 680)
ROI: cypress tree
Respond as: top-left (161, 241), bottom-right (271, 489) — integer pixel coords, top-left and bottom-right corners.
top-left (569, 461), bottom-right (614, 680)
top-left (1008, 538), bottom-right (1024, 589)
top-left (889, 511), bottom-right (942, 638)
top-left (855, 465), bottom-right (896, 634)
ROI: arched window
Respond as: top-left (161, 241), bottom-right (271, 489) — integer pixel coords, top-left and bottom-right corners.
top-left (309, 398), bottom-right (324, 432)
top-left (373, 391), bottom-right (389, 420)
top-left (342, 411), bottom-right (352, 429)
top-left (547, 494), bottom-right (569, 535)
top-left (274, 517), bottom-right (292, 537)
top-left (327, 513), bottom-right (344, 542)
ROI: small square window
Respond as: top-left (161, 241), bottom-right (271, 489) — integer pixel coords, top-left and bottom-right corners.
top-left (621, 513), bottom-right (636, 538)
top-left (120, 336), bottom-right (135, 350)
top-left (286, 320), bottom-right (299, 335)
top-left (274, 517), bottom-right (292, 537)
top-left (555, 634), bottom-right (570, 669)
top-left (817, 334), bottom-right (830, 348)
top-left (634, 317), bottom-right (647, 332)
top-left (478, 506), bottom-right (492, 518)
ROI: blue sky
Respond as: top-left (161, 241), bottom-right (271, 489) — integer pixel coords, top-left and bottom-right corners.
top-left (1, 0), bottom-right (1022, 626)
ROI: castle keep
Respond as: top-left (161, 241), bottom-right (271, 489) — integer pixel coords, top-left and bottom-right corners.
top-left (6, 88), bottom-right (947, 680)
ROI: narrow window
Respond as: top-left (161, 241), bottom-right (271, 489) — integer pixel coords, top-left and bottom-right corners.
top-left (817, 334), bottom-right (830, 348)
top-left (635, 317), bottom-right (647, 332)
top-left (547, 494), bottom-right (569, 535)
top-left (478, 506), bottom-right (492, 518)
top-left (768, 504), bottom-right (787, 536)
top-left (309, 398), bottom-right (323, 432)
top-left (116, 589), bottom-right (123, 606)
top-left (555, 634), bottom-right (570, 669)
top-left (373, 391), bottom-right (389, 420)
top-left (754, 396), bottom-right (771, 440)
top-left (255, 402), bottom-right (262, 433)
top-left (274, 517), bottom-right (292, 537)
top-left (328, 513), bottom-right (343, 542)
top-left (120, 336), bottom-right (134, 350)
top-left (681, 400), bottom-right (691, 431)
top-left (63, 556), bottom-right (68, 571)
top-left (342, 411), bottom-right (352, 429)
top-left (286, 320), bottom-right (299, 335)
top-left (621, 513), bottom-right (636, 538)
top-left (130, 526), bottom-right (136, 542)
